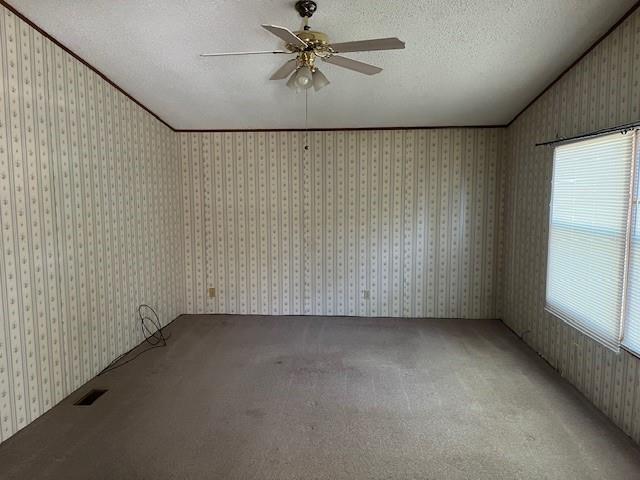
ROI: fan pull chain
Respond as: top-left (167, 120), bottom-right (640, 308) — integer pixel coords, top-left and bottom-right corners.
top-left (304, 89), bottom-right (309, 130)
top-left (304, 88), bottom-right (310, 151)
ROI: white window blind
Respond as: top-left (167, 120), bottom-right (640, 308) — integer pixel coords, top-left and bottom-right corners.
top-left (623, 133), bottom-right (640, 355)
top-left (546, 133), bottom-right (635, 350)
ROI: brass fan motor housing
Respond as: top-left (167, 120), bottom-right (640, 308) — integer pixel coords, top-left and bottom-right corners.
top-left (295, 30), bottom-right (329, 46)
top-left (287, 30), bottom-right (331, 52)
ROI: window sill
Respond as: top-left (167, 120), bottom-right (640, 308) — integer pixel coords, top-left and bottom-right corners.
top-left (543, 304), bottom-right (621, 354)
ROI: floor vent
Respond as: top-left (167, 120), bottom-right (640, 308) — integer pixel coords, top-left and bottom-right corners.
top-left (74, 389), bottom-right (108, 406)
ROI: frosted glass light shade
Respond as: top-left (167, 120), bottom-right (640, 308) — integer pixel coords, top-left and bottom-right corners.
top-left (286, 70), bottom-right (300, 90)
top-left (287, 67), bottom-right (313, 92)
top-left (312, 69), bottom-right (330, 91)
top-left (295, 66), bottom-right (313, 89)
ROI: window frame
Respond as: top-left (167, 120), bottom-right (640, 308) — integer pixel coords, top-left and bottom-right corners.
top-left (622, 132), bottom-right (640, 357)
top-left (544, 130), bottom-right (640, 354)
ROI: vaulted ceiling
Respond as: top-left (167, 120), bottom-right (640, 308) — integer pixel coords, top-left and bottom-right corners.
top-left (10, 0), bottom-right (637, 129)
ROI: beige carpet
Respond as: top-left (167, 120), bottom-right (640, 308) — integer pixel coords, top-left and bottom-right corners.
top-left (0, 315), bottom-right (639, 479)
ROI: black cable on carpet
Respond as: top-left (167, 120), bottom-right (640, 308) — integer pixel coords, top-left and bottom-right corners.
top-left (98, 304), bottom-right (169, 376)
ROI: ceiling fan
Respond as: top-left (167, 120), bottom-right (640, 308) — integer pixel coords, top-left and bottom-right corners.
top-left (200, 0), bottom-right (405, 92)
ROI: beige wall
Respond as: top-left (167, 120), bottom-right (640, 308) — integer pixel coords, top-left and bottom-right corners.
top-left (0, 6), bottom-right (185, 442)
top-left (180, 129), bottom-right (505, 319)
top-left (502, 9), bottom-right (640, 443)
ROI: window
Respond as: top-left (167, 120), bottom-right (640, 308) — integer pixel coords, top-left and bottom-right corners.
top-left (546, 131), bottom-right (640, 354)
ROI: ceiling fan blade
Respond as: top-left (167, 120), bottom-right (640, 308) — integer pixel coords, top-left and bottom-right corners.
top-left (261, 24), bottom-right (307, 49)
top-left (323, 55), bottom-right (383, 75)
top-left (330, 37), bottom-right (405, 53)
top-left (270, 59), bottom-right (299, 80)
top-left (200, 50), bottom-right (290, 57)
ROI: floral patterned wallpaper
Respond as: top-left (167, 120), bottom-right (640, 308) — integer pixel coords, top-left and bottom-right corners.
top-left (0, 5), bottom-right (184, 442)
top-left (180, 129), bottom-right (505, 319)
top-left (502, 8), bottom-right (640, 443)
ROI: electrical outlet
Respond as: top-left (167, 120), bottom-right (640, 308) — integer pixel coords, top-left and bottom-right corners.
top-left (208, 288), bottom-right (216, 298)
top-left (363, 290), bottom-right (370, 300)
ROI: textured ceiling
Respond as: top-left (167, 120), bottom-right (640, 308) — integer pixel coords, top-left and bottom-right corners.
top-left (9, 0), bottom-right (637, 129)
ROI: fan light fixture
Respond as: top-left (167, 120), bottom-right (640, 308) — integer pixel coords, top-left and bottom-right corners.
top-left (286, 53), bottom-right (330, 93)
top-left (199, 0), bottom-right (405, 94)
top-left (286, 67), bottom-right (329, 93)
